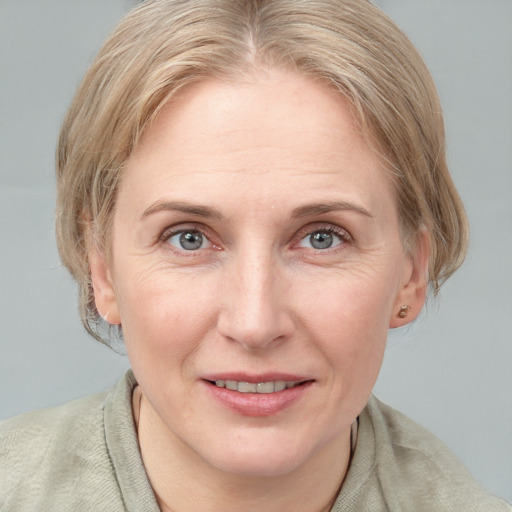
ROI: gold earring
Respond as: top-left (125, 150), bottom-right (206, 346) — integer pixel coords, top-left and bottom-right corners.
top-left (398, 305), bottom-right (410, 318)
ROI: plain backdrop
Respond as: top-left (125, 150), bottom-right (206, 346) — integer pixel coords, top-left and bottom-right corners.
top-left (1, 0), bottom-right (511, 502)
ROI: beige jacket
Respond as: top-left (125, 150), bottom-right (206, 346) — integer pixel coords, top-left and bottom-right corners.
top-left (1, 371), bottom-right (510, 511)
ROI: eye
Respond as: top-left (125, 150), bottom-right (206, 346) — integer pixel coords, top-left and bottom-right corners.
top-left (166, 229), bottom-right (212, 251)
top-left (298, 228), bottom-right (346, 250)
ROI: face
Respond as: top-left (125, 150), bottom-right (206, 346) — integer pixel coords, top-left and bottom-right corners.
top-left (91, 70), bottom-right (427, 478)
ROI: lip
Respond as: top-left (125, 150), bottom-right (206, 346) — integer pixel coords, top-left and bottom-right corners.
top-left (201, 373), bottom-right (315, 417)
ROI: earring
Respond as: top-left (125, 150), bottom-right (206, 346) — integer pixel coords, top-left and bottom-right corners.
top-left (398, 305), bottom-right (410, 318)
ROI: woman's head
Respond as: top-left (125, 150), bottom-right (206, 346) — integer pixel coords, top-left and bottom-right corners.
top-left (84, 69), bottom-right (429, 476)
top-left (56, 0), bottom-right (468, 344)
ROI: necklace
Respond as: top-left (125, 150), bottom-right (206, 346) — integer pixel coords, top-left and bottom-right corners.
top-left (132, 385), bottom-right (143, 430)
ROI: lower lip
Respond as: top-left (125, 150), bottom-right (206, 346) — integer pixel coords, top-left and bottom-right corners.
top-left (203, 381), bottom-right (313, 417)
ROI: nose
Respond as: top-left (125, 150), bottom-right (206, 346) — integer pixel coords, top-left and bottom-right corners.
top-left (217, 246), bottom-right (295, 350)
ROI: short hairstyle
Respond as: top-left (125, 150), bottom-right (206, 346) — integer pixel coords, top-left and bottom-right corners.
top-left (56, 0), bottom-right (469, 345)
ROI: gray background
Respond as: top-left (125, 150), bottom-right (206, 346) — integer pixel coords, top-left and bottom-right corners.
top-left (1, 0), bottom-right (511, 502)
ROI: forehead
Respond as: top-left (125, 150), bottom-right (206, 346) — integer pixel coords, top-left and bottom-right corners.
top-left (137, 72), bottom-right (367, 157)
top-left (120, 70), bottom-right (395, 219)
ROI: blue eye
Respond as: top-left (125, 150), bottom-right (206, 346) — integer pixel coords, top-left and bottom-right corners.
top-left (299, 229), bottom-right (344, 250)
top-left (167, 230), bottom-right (210, 251)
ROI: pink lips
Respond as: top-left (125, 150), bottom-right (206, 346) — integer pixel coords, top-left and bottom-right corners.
top-left (201, 374), bottom-right (314, 417)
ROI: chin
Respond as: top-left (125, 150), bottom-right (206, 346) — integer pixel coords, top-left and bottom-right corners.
top-left (194, 431), bottom-right (326, 478)
top-left (210, 450), bottom-right (309, 478)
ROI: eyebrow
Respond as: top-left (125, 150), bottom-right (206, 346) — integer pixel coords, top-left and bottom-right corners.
top-left (141, 199), bottom-right (371, 221)
top-left (141, 200), bottom-right (225, 221)
top-left (291, 201), bottom-right (372, 219)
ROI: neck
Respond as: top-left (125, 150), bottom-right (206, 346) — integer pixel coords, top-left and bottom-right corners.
top-left (134, 390), bottom-right (353, 512)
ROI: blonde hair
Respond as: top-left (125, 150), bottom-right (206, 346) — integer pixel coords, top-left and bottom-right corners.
top-left (56, 0), bottom-right (469, 345)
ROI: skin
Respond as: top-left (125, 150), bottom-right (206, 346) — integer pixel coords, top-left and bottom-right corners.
top-left (90, 69), bottom-right (428, 512)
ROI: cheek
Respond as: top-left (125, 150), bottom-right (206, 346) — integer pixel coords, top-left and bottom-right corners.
top-left (113, 264), bottom-right (219, 361)
top-left (294, 268), bottom-right (395, 382)
top-left (296, 264), bottom-right (399, 335)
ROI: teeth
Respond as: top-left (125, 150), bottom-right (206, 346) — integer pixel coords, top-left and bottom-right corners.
top-left (225, 380), bottom-right (237, 391)
top-left (238, 381), bottom-right (257, 393)
top-left (257, 382), bottom-right (274, 393)
top-left (275, 381), bottom-right (287, 391)
top-left (214, 380), bottom-right (300, 393)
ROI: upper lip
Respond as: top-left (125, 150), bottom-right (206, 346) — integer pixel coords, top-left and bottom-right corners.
top-left (201, 373), bottom-right (312, 384)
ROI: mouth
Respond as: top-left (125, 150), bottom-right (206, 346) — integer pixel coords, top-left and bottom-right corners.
top-left (203, 376), bottom-right (315, 416)
top-left (206, 379), bottom-right (312, 394)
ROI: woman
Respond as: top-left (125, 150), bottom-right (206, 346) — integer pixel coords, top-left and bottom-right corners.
top-left (0, 0), bottom-right (510, 510)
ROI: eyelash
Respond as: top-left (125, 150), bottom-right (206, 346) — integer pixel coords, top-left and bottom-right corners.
top-left (159, 224), bottom-right (215, 253)
top-left (294, 224), bottom-right (352, 251)
top-left (158, 223), bottom-right (352, 254)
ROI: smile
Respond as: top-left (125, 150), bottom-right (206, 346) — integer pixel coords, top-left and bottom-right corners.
top-left (213, 380), bottom-right (302, 394)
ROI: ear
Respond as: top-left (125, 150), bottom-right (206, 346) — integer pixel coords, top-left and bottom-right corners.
top-left (389, 228), bottom-right (430, 328)
top-left (89, 248), bottom-right (121, 325)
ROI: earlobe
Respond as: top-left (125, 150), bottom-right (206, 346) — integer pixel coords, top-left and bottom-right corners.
top-left (89, 248), bottom-right (121, 325)
top-left (389, 228), bottom-right (430, 328)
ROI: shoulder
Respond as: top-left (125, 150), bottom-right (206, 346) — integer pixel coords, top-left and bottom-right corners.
top-left (365, 396), bottom-right (511, 511)
top-left (0, 390), bottom-right (109, 463)
top-left (0, 390), bottom-right (122, 511)
top-left (0, 389), bottom-right (108, 434)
